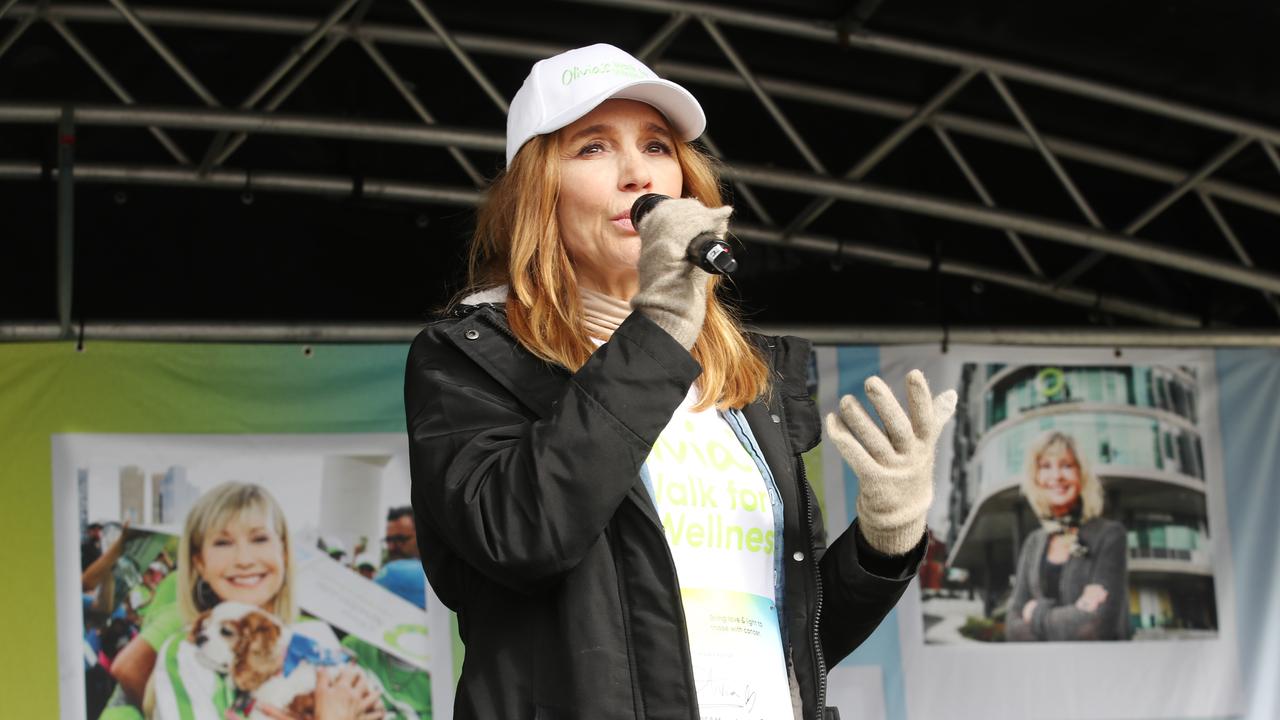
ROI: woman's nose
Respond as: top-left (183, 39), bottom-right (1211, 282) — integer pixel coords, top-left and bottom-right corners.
top-left (618, 149), bottom-right (652, 191)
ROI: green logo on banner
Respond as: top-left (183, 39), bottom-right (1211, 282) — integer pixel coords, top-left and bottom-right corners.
top-left (1036, 367), bottom-right (1066, 399)
top-left (383, 623), bottom-right (429, 662)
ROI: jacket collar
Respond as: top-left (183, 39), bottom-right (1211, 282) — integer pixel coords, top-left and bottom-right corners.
top-left (444, 304), bottom-right (567, 417)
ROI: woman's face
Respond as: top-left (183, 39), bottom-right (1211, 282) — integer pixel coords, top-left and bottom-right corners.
top-left (1035, 443), bottom-right (1082, 515)
top-left (555, 98), bottom-right (684, 299)
top-left (193, 509), bottom-right (285, 610)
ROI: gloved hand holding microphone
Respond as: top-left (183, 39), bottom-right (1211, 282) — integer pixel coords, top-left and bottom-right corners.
top-left (629, 195), bottom-right (735, 350)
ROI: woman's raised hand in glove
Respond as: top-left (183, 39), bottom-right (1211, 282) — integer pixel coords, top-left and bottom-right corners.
top-left (825, 369), bottom-right (957, 555)
top-left (630, 198), bottom-right (732, 350)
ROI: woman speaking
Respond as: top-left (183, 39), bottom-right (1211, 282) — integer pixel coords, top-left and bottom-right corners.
top-left (405, 43), bottom-right (956, 720)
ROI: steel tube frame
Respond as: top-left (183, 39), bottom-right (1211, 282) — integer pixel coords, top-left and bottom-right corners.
top-left (404, 0), bottom-right (508, 114)
top-left (782, 67), bottom-right (978, 239)
top-left (18, 3), bottom-right (1280, 147)
top-left (197, 0), bottom-right (365, 174)
top-left (211, 31), bottom-right (349, 168)
top-left (723, 163), bottom-right (1280, 294)
top-left (56, 107), bottom-right (74, 338)
top-left (734, 224), bottom-right (1200, 327)
top-left (1058, 135), bottom-right (1253, 286)
top-left (5, 2), bottom-right (1280, 323)
top-left (358, 35), bottom-right (486, 187)
top-left (987, 71), bottom-right (1103, 230)
top-left (5, 103), bottom-right (1280, 295)
top-left (699, 16), bottom-right (827, 174)
top-left (46, 17), bottom-right (191, 165)
top-left (0, 102), bottom-right (506, 150)
top-left (0, 2), bottom-right (36, 60)
top-left (0, 161), bottom-right (484, 205)
top-left (5, 103), bottom-right (1280, 296)
top-left (8, 321), bottom-right (1278, 346)
top-left (635, 11), bottom-right (688, 63)
top-left (13, 5), bottom-right (1280, 220)
top-left (569, 0), bottom-right (1280, 148)
top-left (0, 159), bottom-right (1198, 326)
top-left (1197, 192), bottom-right (1280, 319)
top-left (106, 0), bottom-right (221, 107)
top-left (931, 124), bottom-right (1042, 276)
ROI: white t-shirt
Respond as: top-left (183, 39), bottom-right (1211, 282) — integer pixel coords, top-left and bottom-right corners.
top-left (645, 388), bottom-right (793, 720)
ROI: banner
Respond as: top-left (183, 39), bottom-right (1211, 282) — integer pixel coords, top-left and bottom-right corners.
top-left (56, 433), bottom-right (452, 720)
top-left (1, 340), bottom-right (1276, 720)
top-left (815, 345), bottom-right (1280, 720)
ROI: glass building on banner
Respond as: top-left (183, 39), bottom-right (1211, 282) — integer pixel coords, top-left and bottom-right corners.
top-left (942, 363), bottom-right (1218, 639)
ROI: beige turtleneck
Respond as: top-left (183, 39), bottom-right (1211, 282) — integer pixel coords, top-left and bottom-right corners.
top-left (581, 286), bottom-right (633, 340)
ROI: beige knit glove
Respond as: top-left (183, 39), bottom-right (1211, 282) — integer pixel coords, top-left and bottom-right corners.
top-left (631, 198), bottom-right (732, 349)
top-left (825, 369), bottom-right (958, 555)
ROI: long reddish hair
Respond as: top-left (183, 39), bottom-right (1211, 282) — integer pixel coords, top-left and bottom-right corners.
top-left (459, 132), bottom-right (768, 411)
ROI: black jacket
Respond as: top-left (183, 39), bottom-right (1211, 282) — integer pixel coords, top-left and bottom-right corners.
top-left (404, 303), bottom-right (923, 720)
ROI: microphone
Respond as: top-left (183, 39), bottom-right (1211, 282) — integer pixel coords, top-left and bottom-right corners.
top-left (630, 194), bottom-right (739, 275)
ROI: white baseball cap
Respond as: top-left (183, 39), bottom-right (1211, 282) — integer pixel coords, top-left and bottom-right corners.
top-left (505, 43), bottom-right (706, 164)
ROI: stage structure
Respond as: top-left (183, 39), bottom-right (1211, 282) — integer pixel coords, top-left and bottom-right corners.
top-left (2, 1), bottom-right (1280, 341)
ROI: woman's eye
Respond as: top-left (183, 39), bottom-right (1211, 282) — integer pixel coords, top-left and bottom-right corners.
top-left (577, 142), bottom-right (605, 156)
top-left (646, 141), bottom-right (672, 154)
top-left (212, 538), bottom-right (231, 547)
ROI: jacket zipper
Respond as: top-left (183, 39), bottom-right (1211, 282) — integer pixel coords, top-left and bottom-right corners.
top-left (798, 460), bottom-right (827, 720)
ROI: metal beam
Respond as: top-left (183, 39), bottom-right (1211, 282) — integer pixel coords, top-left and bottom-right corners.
top-left (700, 16), bottom-right (827, 174)
top-left (1198, 192), bottom-right (1280, 320)
top-left (106, 0), bottom-right (221, 107)
top-left (932, 124), bottom-right (1042, 276)
top-left (988, 71), bottom-right (1103, 231)
top-left (734, 224), bottom-right (1201, 327)
top-left (211, 31), bottom-right (349, 168)
top-left (4, 104), bottom-right (1279, 296)
top-left (0, 102), bottom-right (506, 151)
top-left (198, 0), bottom-right (365, 174)
top-left (56, 108), bottom-right (75, 338)
top-left (0, 159), bottom-right (1211, 326)
top-left (46, 17), bottom-right (192, 165)
top-left (1057, 135), bottom-right (1253, 287)
top-left (404, 0), bottom-right (508, 114)
top-left (635, 11), bottom-right (689, 64)
top-left (358, 35), bottom-right (487, 187)
top-left (782, 67), bottom-right (978, 239)
top-left (723, 163), bottom-right (1280, 295)
top-left (567, 0), bottom-right (1280, 148)
top-left (0, 1), bottom-right (37, 61)
top-left (0, 160), bottom-right (485, 205)
top-left (13, 6), bottom-right (1280, 220)
top-left (7, 321), bottom-right (1277, 346)
top-left (0, 0), bottom-right (22, 22)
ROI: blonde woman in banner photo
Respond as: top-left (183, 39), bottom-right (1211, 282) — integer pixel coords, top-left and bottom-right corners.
top-left (101, 482), bottom-right (384, 720)
top-left (1006, 431), bottom-right (1130, 642)
top-left (404, 42), bottom-right (957, 720)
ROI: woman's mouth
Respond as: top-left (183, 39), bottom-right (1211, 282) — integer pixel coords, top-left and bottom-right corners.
top-left (226, 573), bottom-right (267, 587)
top-left (610, 212), bottom-right (636, 233)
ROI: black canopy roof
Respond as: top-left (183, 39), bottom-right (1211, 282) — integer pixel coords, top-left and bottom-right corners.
top-left (3, 0), bottom-right (1279, 337)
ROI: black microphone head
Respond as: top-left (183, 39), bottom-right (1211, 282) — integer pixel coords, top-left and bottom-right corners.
top-left (630, 193), bottom-right (670, 228)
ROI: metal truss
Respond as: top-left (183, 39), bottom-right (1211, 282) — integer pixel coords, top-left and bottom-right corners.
top-left (4, 0), bottom-right (1280, 340)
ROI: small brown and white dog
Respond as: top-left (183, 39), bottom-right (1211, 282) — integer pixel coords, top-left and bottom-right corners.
top-left (189, 601), bottom-right (351, 719)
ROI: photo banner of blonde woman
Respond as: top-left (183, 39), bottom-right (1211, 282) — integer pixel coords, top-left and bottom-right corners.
top-left (52, 433), bottom-right (453, 720)
top-left (5, 340), bottom-right (1276, 720)
top-left (815, 345), bottom-right (1250, 720)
